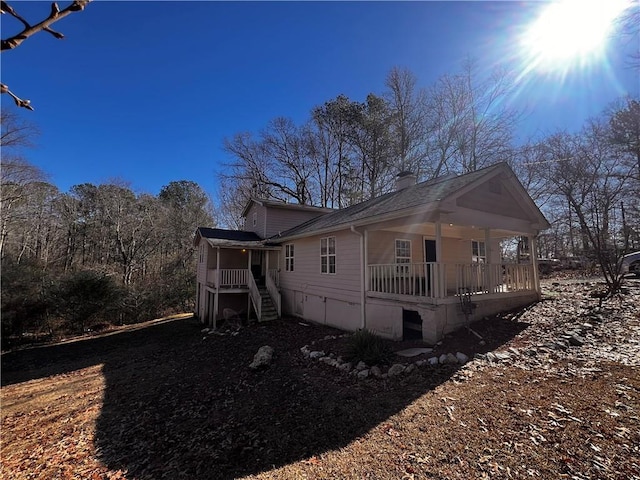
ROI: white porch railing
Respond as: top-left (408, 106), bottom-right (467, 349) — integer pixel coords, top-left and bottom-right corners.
top-left (247, 271), bottom-right (262, 320)
top-left (369, 263), bottom-right (446, 300)
top-left (369, 262), bottom-right (534, 299)
top-left (266, 269), bottom-right (281, 317)
top-left (207, 269), bottom-right (249, 288)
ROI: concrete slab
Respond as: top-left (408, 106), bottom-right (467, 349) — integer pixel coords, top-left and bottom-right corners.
top-left (395, 347), bottom-right (434, 357)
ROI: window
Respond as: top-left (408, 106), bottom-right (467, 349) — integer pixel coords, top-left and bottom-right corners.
top-left (253, 212), bottom-right (257, 227)
top-left (320, 236), bottom-right (336, 274)
top-left (395, 239), bottom-right (411, 274)
top-left (285, 244), bottom-right (294, 272)
top-left (199, 244), bottom-right (204, 263)
top-left (472, 240), bottom-right (486, 263)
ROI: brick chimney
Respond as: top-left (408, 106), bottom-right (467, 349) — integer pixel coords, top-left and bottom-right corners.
top-left (395, 171), bottom-right (417, 191)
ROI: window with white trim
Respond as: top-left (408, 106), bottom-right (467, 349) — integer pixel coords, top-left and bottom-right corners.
top-left (199, 244), bottom-right (204, 263)
top-left (395, 239), bottom-right (411, 275)
top-left (472, 240), bottom-right (486, 263)
top-left (320, 236), bottom-right (336, 274)
top-left (252, 212), bottom-right (257, 227)
top-left (285, 244), bottom-right (294, 272)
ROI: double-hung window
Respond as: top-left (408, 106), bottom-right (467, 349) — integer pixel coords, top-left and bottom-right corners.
top-left (320, 237), bottom-right (336, 274)
top-left (472, 240), bottom-right (486, 263)
top-left (285, 244), bottom-right (294, 272)
top-left (395, 239), bottom-right (411, 275)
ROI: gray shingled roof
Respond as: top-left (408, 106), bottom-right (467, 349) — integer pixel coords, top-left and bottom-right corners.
top-left (196, 227), bottom-right (262, 242)
top-left (272, 163), bottom-right (506, 240)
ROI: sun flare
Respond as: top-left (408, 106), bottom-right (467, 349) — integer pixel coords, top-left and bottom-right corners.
top-left (521, 0), bottom-right (631, 73)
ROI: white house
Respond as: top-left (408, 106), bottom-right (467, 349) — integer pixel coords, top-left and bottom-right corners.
top-left (194, 162), bottom-right (550, 343)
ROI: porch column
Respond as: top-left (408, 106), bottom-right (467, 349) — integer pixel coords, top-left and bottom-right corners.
top-left (435, 221), bottom-right (443, 298)
top-left (213, 247), bottom-right (220, 329)
top-left (484, 228), bottom-right (492, 293)
top-left (363, 228), bottom-right (369, 329)
top-left (530, 234), bottom-right (541, 297)
top-left (247, 249), bottom-right (252, 319)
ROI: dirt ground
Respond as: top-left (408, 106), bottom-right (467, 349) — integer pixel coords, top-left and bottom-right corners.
top-left (1, 278), bottom-right (639, 479)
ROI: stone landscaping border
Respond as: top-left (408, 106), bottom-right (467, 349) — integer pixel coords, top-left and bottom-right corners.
top-left (300, 334), bottom-right (470, 380)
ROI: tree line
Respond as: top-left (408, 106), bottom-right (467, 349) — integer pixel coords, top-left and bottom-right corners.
top-left (219, 64), bottom-right (639, 293)
top-left (1, 109), bottom-right (214, 346)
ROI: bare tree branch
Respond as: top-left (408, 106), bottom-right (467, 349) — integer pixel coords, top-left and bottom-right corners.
top-left (0, 83), bottom-right (34, 111)
top-left (1, 1), bottom-right (91, 110)
top-left (1, 1), bottom-right (91, 51)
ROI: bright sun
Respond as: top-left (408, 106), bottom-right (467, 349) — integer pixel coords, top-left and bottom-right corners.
top-left (522, 0), bottom-right (631, 73)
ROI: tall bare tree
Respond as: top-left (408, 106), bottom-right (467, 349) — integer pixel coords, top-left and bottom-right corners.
top-left (384, 67), bottom-right (427, 176)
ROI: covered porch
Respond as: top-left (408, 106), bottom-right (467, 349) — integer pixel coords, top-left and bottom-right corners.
top-left (353, 212), bottom-right (542, 342)
top-left (358, 204), bottom-right (541, 305)
top-left (202, 243), bottom-right (281, 325)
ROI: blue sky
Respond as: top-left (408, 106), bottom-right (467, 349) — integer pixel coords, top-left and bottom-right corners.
top-left (2, 1), bottom-right (638, 201)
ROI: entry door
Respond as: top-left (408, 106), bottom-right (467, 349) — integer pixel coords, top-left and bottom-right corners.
top-left (424, 239), bottom-right (437, 262)
top-left (251, 250), bottom-right (263, 281)
top-left (424, 239), bottom-right (437, 296)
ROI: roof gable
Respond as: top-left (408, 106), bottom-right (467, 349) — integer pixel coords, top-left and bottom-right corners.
top-left (241, 197), bottom-right (334, 218)
top-left (272, 163), bottom-right (549, 240)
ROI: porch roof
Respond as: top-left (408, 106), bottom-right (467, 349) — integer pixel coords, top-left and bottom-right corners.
top-left (271, 163), bottom-right (547, 241)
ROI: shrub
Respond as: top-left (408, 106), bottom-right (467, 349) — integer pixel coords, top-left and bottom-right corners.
top-left (51, 270), bottom-right (121, 334)
top-left (345, 329), bottom-right (392, 366)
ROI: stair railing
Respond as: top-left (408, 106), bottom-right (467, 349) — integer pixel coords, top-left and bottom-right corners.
top-left (247, 271), bottom-right (262, 321)
top-left (266, 269), bottom-right (281, 317)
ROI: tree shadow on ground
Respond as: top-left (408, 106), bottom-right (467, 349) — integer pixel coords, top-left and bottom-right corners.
top-left (1, 314), bottom-right (528, 479)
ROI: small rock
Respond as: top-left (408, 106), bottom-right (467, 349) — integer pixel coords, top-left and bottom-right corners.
top-left (455, 352), bottom-right (469, 364)
top-left (388, 364), bottom-right (406, 377)
top-left (370, 366), bottom-right (382, 377)
top-left (415, 360), bottom-right (427, 367)
top-left (339, 362), bottom-right (353, 372)
top-left (357, 369), bottom-right (370, 379)
top-left (201, 328), bottom-right (210, 334)
top-left (479, 340), bottom-right (486, 346)
top-left (405, 364), bottom-right (416, 374)
top-left (439, 354), bottom-right (448, 364)
top-left (445, 353), bottom-right (458, 364)
top-left (356, 361), bottom-right (367, 371)
top-left (309, 351), bottom-right (325, 359)
top-left (249, 345), bottom-right (274, 369)
top-left (569, 334), bottom-right (585, 346)
top-left (494, 352), bottom-right (512, 361)
top-left (428, 356), bottom-right (439, 366)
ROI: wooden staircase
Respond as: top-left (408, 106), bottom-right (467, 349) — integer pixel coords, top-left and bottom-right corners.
top-left (257, 285), bottom-right (279, 322)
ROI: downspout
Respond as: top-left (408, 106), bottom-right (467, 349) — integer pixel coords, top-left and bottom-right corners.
top-left (350, 225), bottom-right (366, 329)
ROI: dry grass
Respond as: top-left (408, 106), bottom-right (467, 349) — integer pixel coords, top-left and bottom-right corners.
top-left (1, 280), bottom-right (639, 479)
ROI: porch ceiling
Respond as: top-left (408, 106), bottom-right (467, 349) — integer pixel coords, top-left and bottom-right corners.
top-left (378, 223), bottom-right (529, 240)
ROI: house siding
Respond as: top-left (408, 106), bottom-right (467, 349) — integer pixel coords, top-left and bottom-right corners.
top-left (457, 181), bottom-right (530, 220)
top-left (245, 203), bottom-right (267, 237)
top-left (244, 201), bottom-right (329, 239)
top-left (279, 228), bottom-right (362, 329)
top-left (263, 208), bottom-right (326, 239)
